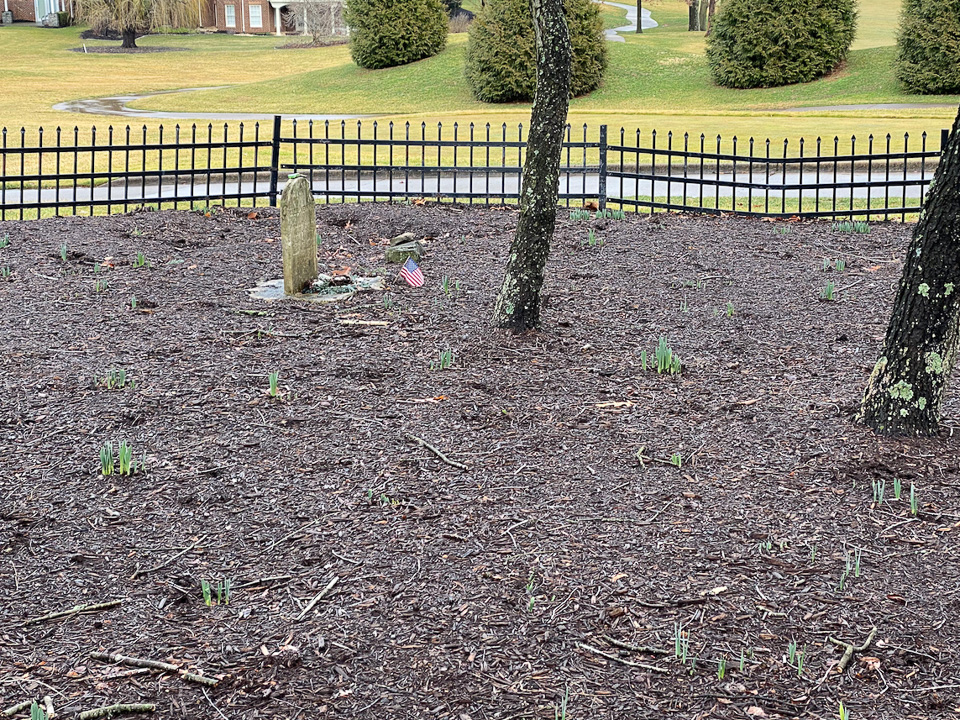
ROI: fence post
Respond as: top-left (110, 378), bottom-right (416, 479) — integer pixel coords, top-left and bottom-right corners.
top-left (598, 124), bottom-right (607, 211)
top-left (268, 115), bottom-right (282, 207)
top-left (943, 128), bottom-right (951, 154)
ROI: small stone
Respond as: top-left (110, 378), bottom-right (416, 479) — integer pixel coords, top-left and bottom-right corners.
top-left (389, 232), bottom-right (417, 246)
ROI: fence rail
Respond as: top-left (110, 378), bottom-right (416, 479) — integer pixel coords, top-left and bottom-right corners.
top-left (0, 116), bottom-right (950, 222)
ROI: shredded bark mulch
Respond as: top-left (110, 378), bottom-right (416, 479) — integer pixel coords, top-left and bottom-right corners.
top-left (1, 204), bottom-right (958, 719)
top-left (68, 46), bottom-right (188, 53)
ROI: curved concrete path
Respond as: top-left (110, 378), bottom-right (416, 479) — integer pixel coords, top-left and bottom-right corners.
top-left (600, 1), bottom-right (657, 42)
top-left (53, 87), bottom-right (367, 122)
top-left (770, 102), bottom-right (959, 113)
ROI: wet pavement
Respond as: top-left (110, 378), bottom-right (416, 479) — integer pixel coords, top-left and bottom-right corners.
top-left (602, 1), bottom-right (657, 42)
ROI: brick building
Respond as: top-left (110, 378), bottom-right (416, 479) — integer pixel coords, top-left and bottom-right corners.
top-left (4, 0), bottom-right (72, 24)
top-left (207, 0), bottom-right (345, 36)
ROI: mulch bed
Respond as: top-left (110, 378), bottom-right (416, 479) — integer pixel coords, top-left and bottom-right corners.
top-left (68, 46), bottom-right (188, 53)
top-left (1, 204), bottom-right (958, 720)
top-left (278, 38), bottom-right (349, 49)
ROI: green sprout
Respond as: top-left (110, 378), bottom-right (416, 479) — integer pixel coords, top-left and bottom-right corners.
top-left (30, 702), bottom-right (46, 720)
top-left (94, 278), bottom-right (107, 293)
top-left (669, 452), bottom-right (682, 468)
top-left (100, 442), bottom-right (115, 476)
top-left (910, 483), bottom-right (919, 516)
top-left (673, 622), bottom-right (689, 664)
top-left (838, 701), bottom-right (849, 720)
top-left (872, 478), bottom-right (886, 505)
top-left (820, 281), bottom-right (836, 301)
top-left (893, 477), bottom-right (902, 500)
top-left (103, 369), bottom-right (134, 390)
top-left (130, 295), bottom-right (138, 310)
top-left (0, 266), bottom-right (11, 279)
top-left (717, 656), bottom-right (727, 680)
top-left (201, 579), bottom-right (213, 606)
top-left (430, 349), bottom-right (454, 371)
top-left (133, 252), bottom-right (148, 268)
top-left (268, 371), bottom-right (280, 397)
top-left (0, 234), bottom-right (9, 249)
top-left (654, 337), bottom-right (682, 374)
top-left (726, 302), bottom-right (735, 317)
top-left (554, 686), bottom-right (570, 720)
top-left (60, 244), bottom-right (68, 261)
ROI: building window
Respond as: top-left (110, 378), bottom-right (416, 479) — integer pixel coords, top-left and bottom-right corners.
top-left (225, 4), bottom-right (236, 27)
top-left (249, 4), bottom-right (263, 27)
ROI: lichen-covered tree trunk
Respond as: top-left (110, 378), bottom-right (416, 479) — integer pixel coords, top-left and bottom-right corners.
top-left (688, 0), bottom-right (700, 31)
top-left (491, 0), bottom-right (571, 331)
top-left (858, 106), bottom-right (960, 435)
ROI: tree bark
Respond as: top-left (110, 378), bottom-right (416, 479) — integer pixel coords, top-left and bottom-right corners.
top-left (636, 0), bottom-right (642, 33)
top-left (698, 0), bottom-right (708, 31)
top-left (121, 27), bottom-right (138, 48)
top-left (492, 0), bottom-right (571, 332)
top-left (858, 106), bottom-right (960, 435)
top-left (688, 0), bottom-right (700, 31)
top-left (706, 0), bottom-right (716, 36)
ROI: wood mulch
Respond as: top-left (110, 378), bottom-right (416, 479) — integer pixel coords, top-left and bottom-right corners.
top-left (1, 204), bottom-right (958, 719)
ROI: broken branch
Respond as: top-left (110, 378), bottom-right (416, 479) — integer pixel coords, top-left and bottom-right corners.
top-left (77, 704), bottom-right (155, 720)
top-left (20, 600), bottom-right (122, 627)
top-left (91, 652), bottom-right (218, 686)
top-left (405, 433), bottom-right (469, 470)
top-left (296, 576), bottom-right (340, 621)
top-left (3, 700), bottom-right (36, 717)
top-left (576, 642), bottom-right (669, 673)
top-left (828, 626), bottom-right (878, 673)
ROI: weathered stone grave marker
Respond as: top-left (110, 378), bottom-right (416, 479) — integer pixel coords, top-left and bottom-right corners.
top-left (280, 175), bottom-right (318, 295)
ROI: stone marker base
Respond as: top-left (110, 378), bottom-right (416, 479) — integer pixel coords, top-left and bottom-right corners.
top-left (1, 11), bottom-right (13, 24)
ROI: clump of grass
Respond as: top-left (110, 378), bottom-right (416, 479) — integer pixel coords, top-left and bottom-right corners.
top-left (823, 258), bottom-right (846, 272)
top-left (595, 208), bottom-right (625, 220)
top-left (440, 276), bottom-right (460, 295)
top-left (0, 233), bottom-right (10, 249)
top-left (133, 252), bottom-right (149, 268)
top-left (820, 281), bottom-right (836, 301)
top-left (99, 442), bottom-right (115, 476)
top-left (569, 208), bottom-right (592, 221)
top-left (100, 440), bottom-right (142, 476)
top-left (0, 266), bottom-right (11, 279)
top-left (430, 349), bottom-right (454, 370)
top-left (726, 301), bottom-right (735, 316)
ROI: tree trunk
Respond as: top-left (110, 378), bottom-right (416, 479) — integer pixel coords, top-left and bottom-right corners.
top-left (698, 0), bottom-right (708, 31)
top-left (121, 27), bottom-right (138, 48)
top-left (492, 0), bottom-right (571, 332)
top-left (688, 0), bottom-right (700, 31)
top-left (706, 0), bottom-right (716, 36)
top-left (636, 0), bottom-right (642, 33)
top-left (858, 107), bottom-right (960, 435)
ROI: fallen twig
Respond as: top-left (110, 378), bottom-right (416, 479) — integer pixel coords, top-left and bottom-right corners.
top-left (20, 600), bottom-right (122, 627)
top-left (600, 635), bottom-right (671, 656)
top-left (2, 700), bottom-right (36, 717)
top-left (130, 537), bottom-right (206, 580)
top-left (828, 626), bottom-right (878, 673)
top-left (91, 652), bottom-right (218, 686)
top-left (233, 575), bottom-right (293, 590)
top-left (297, 576), bottom-right (340, 621)
top-left (265, 518), bottom-right (323, 552)
top-left (77, 703), bottom-right (155, 720)
top-left (576, 642), bottom-right (669, 673)
top-left (405, 433), bottom-right (469, 470)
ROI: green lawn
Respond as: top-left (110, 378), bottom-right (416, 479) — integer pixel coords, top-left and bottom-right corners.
top-left (0, 0), bottom-right (957, 146)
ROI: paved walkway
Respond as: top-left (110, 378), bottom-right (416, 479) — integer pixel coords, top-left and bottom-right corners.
top-left (52, 87), bottom-right (365, 122)
top-left (601, 1), bottom-right (657, 42)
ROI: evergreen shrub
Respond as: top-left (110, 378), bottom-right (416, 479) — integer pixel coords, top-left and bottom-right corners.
top-left (706, 0), bottom-right (857, 89)
top-left (464, 0), bottom-right (607, 103)
top-left (345, 0), bottom-right (448, 70)
top-left (895, 0), bottom-right (960, 94)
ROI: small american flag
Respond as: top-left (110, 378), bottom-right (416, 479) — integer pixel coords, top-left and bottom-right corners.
top-left (399, 258), bottom-right (424, 287)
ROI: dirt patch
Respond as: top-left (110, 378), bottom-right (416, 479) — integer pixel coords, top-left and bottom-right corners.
top-left (1, 205), bottom-right (958, 719)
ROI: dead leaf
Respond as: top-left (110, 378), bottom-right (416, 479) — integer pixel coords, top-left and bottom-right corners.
top-left (745, 707), bottom-right (768, 717)
top-left (859, 656), bottom-right (881, 672)
top-left (330, 266), bottom-right (352, 276)
top-left (247, 211), bottom-right (259, 220)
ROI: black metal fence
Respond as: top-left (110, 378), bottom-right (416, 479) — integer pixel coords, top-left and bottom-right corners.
top-left (0, 116), bottom-right (950, 222)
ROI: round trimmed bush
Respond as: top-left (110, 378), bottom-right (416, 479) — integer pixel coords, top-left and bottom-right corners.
top-left (464, 0), bottom-right (607, 103)
top-left (345, 0), bottom-right (448, 70)
top-left (896, 0), bottom-right (960, 94)
top-left (706, 0), bottom-right (857, 89)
